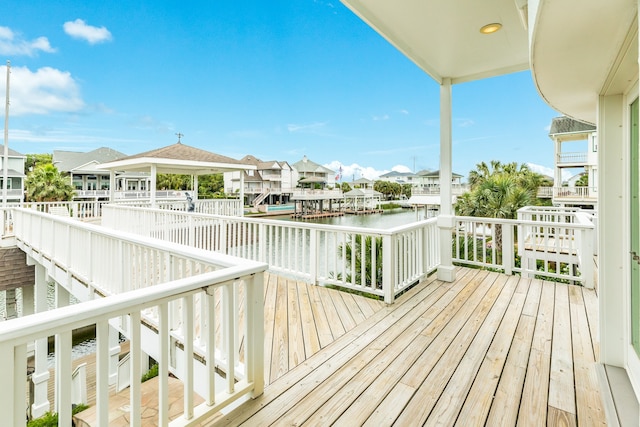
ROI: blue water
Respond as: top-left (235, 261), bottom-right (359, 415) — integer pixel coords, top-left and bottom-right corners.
top-left (278, 207), bottom-right (432, 229)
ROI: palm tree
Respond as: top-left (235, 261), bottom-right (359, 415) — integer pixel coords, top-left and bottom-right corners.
top-left (25, 164), bottom-right (75, 202)
top-left (338, 235), bottom-right (383, 289)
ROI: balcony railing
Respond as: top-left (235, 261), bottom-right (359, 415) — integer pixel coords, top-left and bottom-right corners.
top-left (102, 205), bottom-right (440, 303)
top-left (411, 184), bottom-right (469, 195)
top-left (6, 208), bottom-right (267, 426)
top-left (115, 198), bottom-right (243, 216)
top-left (453, 209), bottom-right (594, 287)
top-left (291, 188), bottom-right (344, 199)
top-left (536, 186), bottom-right (597, 200)
top-left (558, 151), bottom-right (588, 164)
top-left (102, 203), bottom-right (596, 298)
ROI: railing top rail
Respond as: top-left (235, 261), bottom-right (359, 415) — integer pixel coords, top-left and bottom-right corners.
top-left (454, 215), bottom-right (595, 230)
top-left (103, 203), bottom-right (439, 236)
top-left (0, 265), bottom-right (263, 346)
top-left (14, 207), bottom-right (265, 269)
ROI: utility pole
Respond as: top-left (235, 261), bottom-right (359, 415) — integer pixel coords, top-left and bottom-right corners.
top-left (2, 60), bottom-right (10, 207)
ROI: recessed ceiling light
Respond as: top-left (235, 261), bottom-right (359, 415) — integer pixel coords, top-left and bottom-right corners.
top-left (480, 23), bottom-right (502, 34)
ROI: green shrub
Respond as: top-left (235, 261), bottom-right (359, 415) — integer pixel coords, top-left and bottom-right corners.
top-left (141, 363), bottom-right (159, 382)
top-left (27, 404), bottom-right (89, 427)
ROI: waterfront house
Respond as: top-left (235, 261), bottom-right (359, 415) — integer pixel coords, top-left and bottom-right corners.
top-left (0, 148), bottom-right (25, 203)
top-left (537, 116), bottom-right (598, 208)
top-left (53, 147), bottom-right (151, 200)
top-left (223, 155), bottom-right (295, 207)
top-left (378, 170), bottom-right (418, 185)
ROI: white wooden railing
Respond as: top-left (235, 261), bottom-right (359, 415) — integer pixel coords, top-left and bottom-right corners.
top-left (114, 198), bottom-right (243, 217)
top-left (453, 207), bottom-right (595, 287)
top-left (412, 184), bottom-right (470, 195)
top-left (558, 151), bottom-right (588, 163)
top-left (536, 186), bottom-right (598, 200)
top-left (7, 208), bottom-right (267, 426)
top-left (102, 205), bottom-right (440, 303)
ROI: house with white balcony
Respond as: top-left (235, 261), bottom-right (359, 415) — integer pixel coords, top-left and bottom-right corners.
top-left (291, 155), bottom-right (335, 187)
top-left (223, 155), bottom-right (295, 207)
top-left (537, 116), bottom-right (598, 208)
top-left (2, 1), bottom-right (640, 426)
top-left (0, 148), bottom-right (25, 203)
top-left (414, 169), bottom-right (467, 194)
top-left (53, 147), bottom-right (151, 200)
top-left (378, 170), bottom-right (418, 185)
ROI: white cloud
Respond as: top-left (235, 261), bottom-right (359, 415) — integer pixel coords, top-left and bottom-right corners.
top-left (526, 162), bottom-right (572, 182)
top-left (0, 26), bottom-right (55, 56)
top-left (0, 65), bottom-right (84, 115)
top-left (372, 114), bottom-right (389, 121)
top-left (63, 19), bottom-right (112, 44)
top-left (287, 121), bottom-right (327, 133)
top-left (391, 164), bottom-right (412, 173)
top-left (455, 118), bottom-right (475, 128)
top-left (399, 109), bottom-right (409, 115)
top-left (324, 160), bottom-right (413, 181)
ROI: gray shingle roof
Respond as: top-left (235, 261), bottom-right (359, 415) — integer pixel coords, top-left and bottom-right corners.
top-left (121, 143), bottom-right (242, 164)
top-left (53, 147), bottom-right (128, 172)
top-left (549, 116), bottom-right (596, 135)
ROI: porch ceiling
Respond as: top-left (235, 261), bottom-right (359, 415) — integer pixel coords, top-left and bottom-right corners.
top-left (340, 0), bottom-right (529, 84)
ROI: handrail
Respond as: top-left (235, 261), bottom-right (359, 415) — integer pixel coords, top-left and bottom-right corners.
top-left (102, 204), bottom-right (440, 303)
top-left (6, 207), bottom-right (267, 426)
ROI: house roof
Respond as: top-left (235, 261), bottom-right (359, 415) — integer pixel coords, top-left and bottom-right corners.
top-left (98, 142), bottom-right (255, 175)
top-left (379, 171), bottom-right (416, 178)
top-left (340, 0), bottom-right (529, 85)
top-left (7, 148), bottom-right (24, 157)
top-left (53, 147), bottom-right (128, 173)
top-left (417, 169), bottom-right (464, 178)
top-left (548, 116), bottom-right (596, 137)
top-left (0, 168), bottom-right (25, 178)
top-left (353, 178), bottom-right (373, 185)
top-left (292, 156), bottom-right (334, 175)
top-left (240, 155), bottom-right (291, 171)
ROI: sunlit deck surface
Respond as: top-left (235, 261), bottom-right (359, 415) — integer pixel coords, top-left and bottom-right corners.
top-left (73, 273), bottom-right (386, 426)
top-left (210, 267), bottom-right (604, 426)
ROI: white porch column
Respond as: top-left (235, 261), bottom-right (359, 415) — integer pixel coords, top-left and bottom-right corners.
top-left (31, 263), bottom-right (50, 418)
top-left (598, 93), bottom-right (625, 367)
top-left (150, 164), bottom-right (157, 208)
top-left (240, 172), bottom-right (245, 216)
top-left (193, 175), bottom-right (199, 200)
top-left (437, 77), bottom-right (456, 282)
top-left (109, 171), bottom-right (116, 202)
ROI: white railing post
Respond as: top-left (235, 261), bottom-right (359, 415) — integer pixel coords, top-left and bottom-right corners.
top-left (502, 223), bottom-right (514, 275)
top-left (246, 272), bottom-right (265, 397)
top-left (310, 228), bottom-right (318, 285)
top-left (580, 227), bottom-right (595, 288)
top-left (0, 345), bottom-right (15, 427)
top-left (437, 215), bottom-right (456, 282)
top-left (382, 234), bottom-right (394, 304)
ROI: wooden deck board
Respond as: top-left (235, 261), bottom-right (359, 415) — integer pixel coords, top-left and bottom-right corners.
top-left (208, 268), bottom-right (604, 427)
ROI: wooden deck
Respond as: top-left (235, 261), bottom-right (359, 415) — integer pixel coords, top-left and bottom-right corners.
top-left (68, 273), bottom-right (385, 425)
top-left (210, 267), bottom-right (605, 426)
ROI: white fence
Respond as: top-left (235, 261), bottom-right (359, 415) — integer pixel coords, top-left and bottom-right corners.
top-left (114, 198), bottom-right (243, 217)
top-left (453, 207), bottom-right (595, 287)
top-left (102, 205), bottom-right (440, 303)
top-left (7, 208), bottom-right (267, 426)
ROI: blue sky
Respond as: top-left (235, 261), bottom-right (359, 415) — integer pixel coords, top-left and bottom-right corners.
top-left (0, 0), bottom-right (562, 180)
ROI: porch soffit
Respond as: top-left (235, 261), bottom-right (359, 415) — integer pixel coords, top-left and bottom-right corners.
top-left (530, 0), bottom-right (637, 124)
top-left (340, 0), bottom-right (529, 84)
